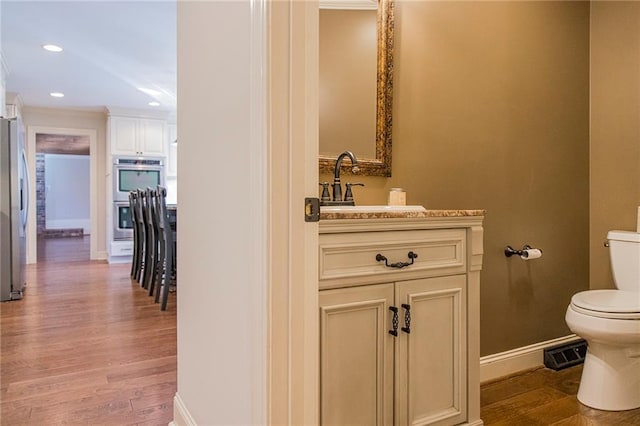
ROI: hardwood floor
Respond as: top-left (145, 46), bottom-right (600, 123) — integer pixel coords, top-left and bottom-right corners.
top-left (37, 236), bottom-right (90, 263)
top-left (2, 245), bottom-right (639, 425)
top-left (0, 258), bottom-right (176, 425)
top-left (481, 366), bottom-right (640, 425)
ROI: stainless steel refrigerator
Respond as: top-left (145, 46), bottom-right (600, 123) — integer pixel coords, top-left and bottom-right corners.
top-left (0, 117), bottom-right (29, 301)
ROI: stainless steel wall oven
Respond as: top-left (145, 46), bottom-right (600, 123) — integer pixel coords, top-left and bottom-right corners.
top-left (113, 157), bottom-right (164, 202)
top-left (113, 201), bottom-right (133, 240)
top-left (112, 156), bottom-right (164, 240)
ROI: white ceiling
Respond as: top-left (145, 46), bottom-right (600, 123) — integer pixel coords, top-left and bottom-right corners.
top-left (1, 1), bottom-right (176, 113)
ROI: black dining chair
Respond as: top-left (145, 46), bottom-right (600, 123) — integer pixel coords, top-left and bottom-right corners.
top-left (129, 191), bottom-right (139, 279)
top-left (155, 186), bottom-right (176, 310)
top-left (148, 187), bottom-right (166, 299)
top-left (139, 189), bottom-right (151, 288)
top-left (142, 188), bottom-right (159, 291)
top-left (133, 189), bottom-right (146, 283)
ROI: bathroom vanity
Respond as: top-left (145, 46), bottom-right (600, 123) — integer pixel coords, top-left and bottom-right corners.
top-left (319, 209), bottom-right (485, 426)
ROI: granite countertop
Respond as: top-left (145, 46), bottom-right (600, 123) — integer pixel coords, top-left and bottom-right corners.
top-left (320, 209), bottom-right (486, 221)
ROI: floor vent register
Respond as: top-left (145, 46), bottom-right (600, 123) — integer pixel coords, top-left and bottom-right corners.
top-left (543, 339), bottom-right (587, 371)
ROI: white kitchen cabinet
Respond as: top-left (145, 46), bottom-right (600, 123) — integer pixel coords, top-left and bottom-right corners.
top-left (319, 214), bottom-right (484, 426)
top-left (109, 116), bottom-right (166, 157)
top-left (167, 123), bottom-right (177, 176)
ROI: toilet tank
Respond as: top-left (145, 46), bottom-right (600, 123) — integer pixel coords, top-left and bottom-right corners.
top-left (607, 230), bottom-right (640, 291)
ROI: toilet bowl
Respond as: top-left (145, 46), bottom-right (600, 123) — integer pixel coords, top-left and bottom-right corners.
top-left (565, 230), bottom-right (640, 411)
top-left (565, 291), bottom-right (640, 410)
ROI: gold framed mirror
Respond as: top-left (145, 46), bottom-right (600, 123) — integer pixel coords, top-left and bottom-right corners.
top-left (319, 0), bottom-right (394, 177)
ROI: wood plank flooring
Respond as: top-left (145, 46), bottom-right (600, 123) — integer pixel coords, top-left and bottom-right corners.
top-left (37, 236), bottom-right (90, 263)
top-left (0, 257), bottom-right (176, 425)
top-left (481, 366), bottom-right (640, 425)
top-left (2, 241), bottom-right (640, 425)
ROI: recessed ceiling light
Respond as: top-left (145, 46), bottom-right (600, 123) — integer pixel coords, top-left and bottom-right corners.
top-left (138, 87), bottom-right (161, 97)
top-left (42, 44), bottom-right (63, 53)
top-left (148, 101), bottom-right (161, 107)
top-left (50, 92), bottom-right (65, 98)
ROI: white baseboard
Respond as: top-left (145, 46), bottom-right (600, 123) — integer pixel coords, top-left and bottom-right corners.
top-left (480, 334), bottom-right (581, 384)
top-left (173, 393), bottom-right (197, 426)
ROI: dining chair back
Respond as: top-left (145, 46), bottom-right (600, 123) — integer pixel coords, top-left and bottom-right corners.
top-left (156, 186), bottom-right (176, 310)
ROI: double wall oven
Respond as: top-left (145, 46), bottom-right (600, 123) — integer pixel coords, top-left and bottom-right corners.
top-left (113, 156), bottom-right (164, 240)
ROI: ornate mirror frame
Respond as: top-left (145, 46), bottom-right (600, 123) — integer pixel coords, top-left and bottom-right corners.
top-left (319, 0), bottom-right (394, 177)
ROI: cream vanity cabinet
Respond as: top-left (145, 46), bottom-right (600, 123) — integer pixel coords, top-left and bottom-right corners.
top-left (109, 115), bottom-right (166, 156)
top-left (319, 214), bottom-right (484, 426)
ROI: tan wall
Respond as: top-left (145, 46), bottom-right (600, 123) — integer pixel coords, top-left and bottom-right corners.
top-left (321, 1), bottom-right (591, 356)
top-left (590, 2), bottom-right (640, 290)
top-left (22, 107), bottom-right (108, 256)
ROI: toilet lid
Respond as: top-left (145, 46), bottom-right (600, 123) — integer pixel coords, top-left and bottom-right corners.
top-left (571, 290), bottom-right (640, 319)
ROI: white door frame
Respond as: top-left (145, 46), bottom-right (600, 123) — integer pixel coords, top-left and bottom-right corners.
top-left (172, 0), bottom-right (319, 424)
top-left (26, 126), bottom-right (98, 263)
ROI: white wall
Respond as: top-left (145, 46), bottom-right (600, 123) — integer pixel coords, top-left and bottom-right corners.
top-left (165, 176), bottom-right (177, 205)
top-left (176, 1), bottom-right (267, 424)
top-left (44, 154), bottom-right (90, 233)
top-left (175, 2), bottom-right (319, 423)
top-left (0, 60), bottom-right (6, 118)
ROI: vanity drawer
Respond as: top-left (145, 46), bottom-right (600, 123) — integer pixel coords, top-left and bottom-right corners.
top-left (319, 228), bottom-right (466, 289)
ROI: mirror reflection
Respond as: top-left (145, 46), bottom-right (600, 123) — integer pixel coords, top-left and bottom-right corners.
top-left (319, 0), bottom-right (394, 177)
top-left (319, 6), bottom-right (377, 159)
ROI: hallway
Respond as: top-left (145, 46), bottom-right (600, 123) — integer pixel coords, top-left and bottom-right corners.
top-left (0, 259), bottom-right (176, 425)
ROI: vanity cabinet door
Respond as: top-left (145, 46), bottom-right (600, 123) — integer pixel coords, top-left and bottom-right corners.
top-left (396, 275), bottom-right (467, 426)
top-left (319, 283), bottom-right (395, 426)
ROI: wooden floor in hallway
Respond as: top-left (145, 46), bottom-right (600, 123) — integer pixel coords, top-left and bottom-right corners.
top-left (37, 235), bottom-right (91, 263)
top-left (0, 257), bottom-right (176, 425)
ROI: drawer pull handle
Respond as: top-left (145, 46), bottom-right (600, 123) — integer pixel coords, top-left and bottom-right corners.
top-left (389, 306), bottom-right (399, 337)
top-left (376, 251), bottom-right (418, 269)
top-left (401, 304), bottom-right (411, 334)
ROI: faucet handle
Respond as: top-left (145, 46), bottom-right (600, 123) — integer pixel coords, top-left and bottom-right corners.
top-left (344, 183), bottom-right (365, 203)
top-left (319, 182), bottom-right (331, 203)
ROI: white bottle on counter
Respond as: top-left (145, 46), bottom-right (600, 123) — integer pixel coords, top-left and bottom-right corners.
top-left (388, 188), bottom-right (406, 206)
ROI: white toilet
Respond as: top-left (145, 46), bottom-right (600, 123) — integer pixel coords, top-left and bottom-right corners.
top-left (565, 230), bottom-right (640, 411)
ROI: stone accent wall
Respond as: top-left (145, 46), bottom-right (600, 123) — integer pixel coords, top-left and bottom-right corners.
top-left (36, 153), bottom-right (46, 234)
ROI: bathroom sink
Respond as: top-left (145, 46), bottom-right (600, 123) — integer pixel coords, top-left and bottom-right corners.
top-left (320, 205), bottom-right (427, 214)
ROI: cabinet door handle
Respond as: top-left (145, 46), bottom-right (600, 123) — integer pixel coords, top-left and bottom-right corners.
top-left (389, 306), bottom-right (399, 337)
top-left (376, 251), bottom-right (418, 269)
top-left (401, 304), bottom-right (411, 334)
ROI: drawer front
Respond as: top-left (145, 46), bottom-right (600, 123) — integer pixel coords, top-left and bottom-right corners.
top-left (319, 229), bottom-right (466, 289)
top-left (110, 241), bottom-right (134, 256)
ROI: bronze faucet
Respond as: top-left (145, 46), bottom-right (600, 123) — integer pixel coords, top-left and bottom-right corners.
top-left (328, 151), bottom-right (360, 205)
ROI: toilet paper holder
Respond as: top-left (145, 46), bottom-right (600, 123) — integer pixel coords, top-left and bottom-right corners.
top-left (505, 244), bottom-right (543, 258)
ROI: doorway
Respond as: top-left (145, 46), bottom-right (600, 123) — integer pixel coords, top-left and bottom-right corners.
top-left (35, 133), bottom-right (90, 262)
top-left (26, 126), bottom-right (98, 264)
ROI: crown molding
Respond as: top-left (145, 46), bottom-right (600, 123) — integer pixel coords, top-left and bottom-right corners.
top-left (106, 106), bottom-right (171, 120)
